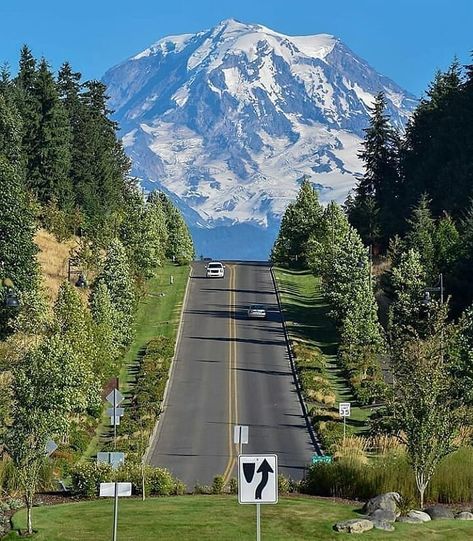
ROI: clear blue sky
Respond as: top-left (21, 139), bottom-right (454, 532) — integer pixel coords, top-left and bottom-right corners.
top-left (0, 0), bottom-right (471, 96)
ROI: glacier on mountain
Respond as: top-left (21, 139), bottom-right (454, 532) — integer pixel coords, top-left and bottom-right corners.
top-left (103, 19), bottom-right (416, 257)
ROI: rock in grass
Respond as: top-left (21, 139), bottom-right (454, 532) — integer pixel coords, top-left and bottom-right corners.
top-left (455, 512), bottom-right (473, 520)
top-left (369, 519), bottom-right (395, 531)
top-left (407, 510), bottom-right (431, 522)
top-left (396, 516), bottom-right (424, 524)
top-left (333, 519), bottom-right (374, 533)
top-left (362, 492), bottom-right (401, 515)
top-left (424, 506), bottom-right (455, 520)
top-left (369, 509), bottom-right (397, 523)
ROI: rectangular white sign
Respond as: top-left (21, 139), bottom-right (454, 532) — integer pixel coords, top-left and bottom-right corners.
top-left (238, 455), bottom-right (278, 504)
top-left (99, 482), bottom-right (132, 497)
top-left (339, 402), bottom-right (351, 417)
top-left (234, 425), bottom-right (249, 445)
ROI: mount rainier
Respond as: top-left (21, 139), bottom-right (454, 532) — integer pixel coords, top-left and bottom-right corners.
top-left (103, 19), bottom-right (416, 258)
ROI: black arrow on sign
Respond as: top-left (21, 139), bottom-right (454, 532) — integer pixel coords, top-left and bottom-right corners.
top-left (255, 459), bottom-right (274, 500)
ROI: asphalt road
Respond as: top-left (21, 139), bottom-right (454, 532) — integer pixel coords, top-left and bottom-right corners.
top-left (148, 262), bottom-right (314, 488)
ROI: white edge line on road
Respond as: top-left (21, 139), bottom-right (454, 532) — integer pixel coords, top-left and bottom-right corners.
top-left (269, 265), bottom-right (324, 457)
top-left (144, 263), bottom-right (194, 465)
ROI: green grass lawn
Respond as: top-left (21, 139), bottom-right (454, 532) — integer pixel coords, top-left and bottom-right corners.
top-left (274, 268), bottom-right (370, 433)
top-left (7, 495), bottom-right (473, 541)
top-left (83, 262), bottom-right (190, 458)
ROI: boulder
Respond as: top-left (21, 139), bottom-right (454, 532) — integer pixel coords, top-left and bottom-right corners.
top-left (424, 506), bottom-right (455, 520)
top-left (455, 512), bottom-right (473, 520)
top-left (407, 510), bottom-right (431, 522)
top-left (362, 492), bottom-right (401, 515)
top-left (369, 509), bottom-right (397, 523)
top-left (369, 519), bottom-right (395, 531)
top-left (396, 516), bottom-right (424, 524)
top-left (333, 519), bottom-right (374, 533)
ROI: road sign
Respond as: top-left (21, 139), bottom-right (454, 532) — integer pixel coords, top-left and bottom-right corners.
top-left (106, 407), bottom-right (125, 417)
top-left (238, 455), bottom-right (278, 504)
top-left (97, 452), bottom-right (125, 470)
top-left (312, 455), bottom-right (332, 465)
top-left (110, 416), bottom-right (121, 426)
top-left (234, 425), bottom-right (249, 444)
top-left (44, 439), bottom-right (58, 457)
top-left (99, 482), bottom-right (132, 497)
top-left (339, 402), bottom-right (351, 417)
top-left (106, 389), bottom-right (124, 406)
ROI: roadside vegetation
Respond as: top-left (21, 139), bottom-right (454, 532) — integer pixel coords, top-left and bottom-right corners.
top-left (7, 495), bottom-right (473, 541)
top-left (274, 268), bottom-right (370, 448)
top-left (0, 46), bottom-right (194, 535)
top-left (270, 57), bottom-right (473, 510)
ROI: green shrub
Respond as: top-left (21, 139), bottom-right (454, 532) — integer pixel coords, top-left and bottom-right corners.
top-left (228, 477), bottom-right (238, 494)
top-left (71, 462), bottom-right (114, 497)
top-left (316, 420), bottom-right (348, 449)
top-left (70, 461), bottom-right (178, 498)
top-left (212, 475), bottom-right (225, 494)
top-left (193, 483), bottom-right (212, 494)
top-left (278, 474), bottom-right (291, 495)
top-left (173, 480), bottom-right (187, 495)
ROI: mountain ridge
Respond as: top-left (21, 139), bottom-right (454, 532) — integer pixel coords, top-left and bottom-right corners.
top-left (103, 19), bottom-right (416, 256)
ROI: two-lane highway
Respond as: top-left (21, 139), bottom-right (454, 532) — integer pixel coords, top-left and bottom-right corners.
top-left (148, 262), bottom-right (314, 488)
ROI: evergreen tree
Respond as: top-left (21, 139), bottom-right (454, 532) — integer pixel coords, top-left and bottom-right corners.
top-left (158, 193), bottom-right (195, 264)
top-left (0, 158), bottom-right (39, 337)
top-left (28, 58), bottom-right (73, 208)
top-left (324, 225), bottom-right (368, 322)
top-left (405, 194), bottom-right (436, 281)
top-left (0, 93), bottom-right (23, 168)
top-left (271, 177), bottom-right (323, 268)
top-left (307, 201), bottom-right (350, 278)
top-left (434, 214), bottom-right (460, 275)
top-left (388, 248), bottom-right (427, 341)
top-left (73, 81), bottom-right (130, 242)
top-left (96, 239), bottom-right (136, 346)
top-left (350, 92), bottom-right (400, 245)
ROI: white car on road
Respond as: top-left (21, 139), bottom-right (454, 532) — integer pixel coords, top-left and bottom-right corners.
top-left (206, 261), bottom-right (225, 278)
top-left (247, 304), bottom-right (267, 319)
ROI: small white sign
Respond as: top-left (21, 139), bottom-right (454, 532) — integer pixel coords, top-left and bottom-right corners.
top-left (99, 482), bottom-right (132, 497)
top-left (110, 416), bottom-right (121, 426)
top-left (238, 455), bottom-right (278, 504)
top-left (234, 425), bottom-right (249, 445)
top-left (339, 402), bottom-right (351, 417)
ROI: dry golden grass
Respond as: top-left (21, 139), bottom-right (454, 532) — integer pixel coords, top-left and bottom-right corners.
top-left (366, 434), bottom-right (405, 455)
top-left (35, 229), bottom-right (78, 302)
top-left (332, 436), bottom-right (369, 464)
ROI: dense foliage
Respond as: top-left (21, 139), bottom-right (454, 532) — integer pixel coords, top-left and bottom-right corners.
top-left (0, 46), bottom-right (195, 529)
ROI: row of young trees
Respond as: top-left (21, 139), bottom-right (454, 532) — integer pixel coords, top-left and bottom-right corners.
top-left (272, 180), bottom-right (385, 404)
top-left (0, 47), bottom-right (195, 532)
top-left (272, 175), bottom-right (473, 507)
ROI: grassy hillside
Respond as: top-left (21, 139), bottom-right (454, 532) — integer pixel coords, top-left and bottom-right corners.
top-left (8, 495), bottom-right (473, 540)
top-left (274, 268), bottom-right (370, 435)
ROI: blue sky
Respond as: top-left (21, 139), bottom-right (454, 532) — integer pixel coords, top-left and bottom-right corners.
top-left (0, 0), bottom-right (471, 96)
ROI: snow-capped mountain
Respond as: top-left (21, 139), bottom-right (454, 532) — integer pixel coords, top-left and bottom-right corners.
top-left (103, 19), bottom-right (416, 255)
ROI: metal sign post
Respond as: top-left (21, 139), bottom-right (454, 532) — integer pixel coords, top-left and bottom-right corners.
top-left (105, 388), bottom-right (125, 541)
top-left (238, 455), bottom-right (278, 541)
top-left (234, 425), bottom-right (249, 456)
top-left (339, 402), bottom-right (351, 443)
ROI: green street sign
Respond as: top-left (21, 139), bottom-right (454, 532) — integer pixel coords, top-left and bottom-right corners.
top-left (312, 455), bottom-right (332, 464)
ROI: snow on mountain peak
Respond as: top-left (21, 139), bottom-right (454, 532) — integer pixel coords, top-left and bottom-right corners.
top-left (104, 19), bottom-right (417, 234)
